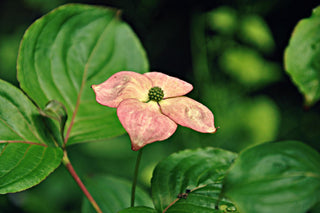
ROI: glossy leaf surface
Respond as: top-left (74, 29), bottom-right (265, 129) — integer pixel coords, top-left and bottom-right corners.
top-left (223, 141), bottom-right (320, 213)
top-left (0, 80), bottom-right (63, 193)
top-left (285, 6), bottom-right (320, 105)
top-left (151, 147), bottom-right (238, 212)
top-left (81, 175), bottom-right (153, 213)
top-left (17, 4), bottom-right (149, 145)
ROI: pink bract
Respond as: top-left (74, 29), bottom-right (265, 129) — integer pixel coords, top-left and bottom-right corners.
top-left (92, 71), bottom-right (216, 151)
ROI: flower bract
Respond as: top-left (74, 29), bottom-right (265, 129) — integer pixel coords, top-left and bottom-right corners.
top-left (92, 71), bottom-right (216, 151)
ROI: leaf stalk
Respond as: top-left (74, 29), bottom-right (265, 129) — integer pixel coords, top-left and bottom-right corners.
top-left (62, 150), bottom-right (102, 213)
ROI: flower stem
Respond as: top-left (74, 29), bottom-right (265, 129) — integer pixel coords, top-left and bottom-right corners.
top-left (62, 150), bottom-right (102, 213)
top-left (131, 148), bottom-right (143, 207)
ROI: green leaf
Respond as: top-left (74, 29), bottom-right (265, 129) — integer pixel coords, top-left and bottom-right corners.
top-left (239, 15), bottom-right (275, 53)
top-left (39, 100), bottom-right (68, 147)
top-left (219, 47), bottom-right (281, 88)
top-left (119, 206), bottom-right (157, 213)
top-left (151, 147), bottom-right (238, 212)
top-left (40, 100), bottom-right (68, 129)
top-left (81, 175), bottom-right (153, 213)
top-left (207, 6), bottom-right (237, 35)
top-left (223, 141), bottom-right (320, 213)
top-left (0, 79), bottom-right (63, 194)
top-left (17, 4), bottom-right (149, 146)
top-left (284, 6), bottom-right (320, 106)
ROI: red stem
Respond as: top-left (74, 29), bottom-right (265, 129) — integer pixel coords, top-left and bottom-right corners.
top-left (62, 151), bottom-right (102, 213)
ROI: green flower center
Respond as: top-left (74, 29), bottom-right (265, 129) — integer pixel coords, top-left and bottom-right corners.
top-left (148, 86), bottom-right (164, 102)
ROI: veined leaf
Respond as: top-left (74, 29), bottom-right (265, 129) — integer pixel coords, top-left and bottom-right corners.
top-left (284, 6), bottom-right (320, 106)
top-left (17, 4), bottom-right (149, 146)
top-left (151, 147), bottom-right (238, 212)
top-left (0, 79), bottom-right (63, 194)
top-left (223, 141), bottom-right (320, 213)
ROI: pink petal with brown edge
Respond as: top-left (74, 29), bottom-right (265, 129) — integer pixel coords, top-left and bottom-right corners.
top-left (117, 99), bottom-right (178, 151)
top-left (144, 72), bottom-right (193, 98)
top-left (92, 71), bottom-right (152, 108)
top-left (160, 97), bottom-right (216, 133)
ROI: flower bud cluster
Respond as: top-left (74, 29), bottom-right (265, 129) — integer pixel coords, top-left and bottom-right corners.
top-left (148, 86), bottom-right (164, 102)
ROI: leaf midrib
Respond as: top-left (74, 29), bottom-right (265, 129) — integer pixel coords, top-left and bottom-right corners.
top-left (64, 11), bottom-right (118, 144)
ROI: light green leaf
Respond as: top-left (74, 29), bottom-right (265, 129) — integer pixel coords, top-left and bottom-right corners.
top-left (240, 15), bottom-right (275, 53)
top-left (119, 206), bottom-right (157, 213)
top-left (207, 6), bottom-right (237, 35)
top-left (284, 6), bottom-right (320, 106)
top-left (81, 175), bottom-right (153, 213)
top-left (17, 4), bottom-right (149, 146)
top-left (0, 79), bottom-right (63, 194)
top-left (219, 47), bottom-right (281, 88)
top-left (151, 147), bottom-right (238, 212)
top-left (223, 141), bottom-right (320, 213)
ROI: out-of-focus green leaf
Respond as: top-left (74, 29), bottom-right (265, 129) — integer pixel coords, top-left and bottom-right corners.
top-left (119, 206), bottom-right (157, 213)
top-left (81, 175), bottom-right (153, 213)
top-left (151, 147), bottom-right (237, 212)
top-left (0, 79), bottom-right (63, 194)
top-left (285, 6), bottom-right (320, 106)
top-left (223, 141), bottom-right (320, 213)
top-left (219, 47), bottom-right (281, 88)
top-left (232, 96), bottom-right (280, 148)
top-left (207, 6), bottom-right (237, 35)
top-left (17, 4), bottom-right (149, 146)
top-left (240, 15), bottom-right (275, 53)
top-left (194, 84), bottom-right (280, 152)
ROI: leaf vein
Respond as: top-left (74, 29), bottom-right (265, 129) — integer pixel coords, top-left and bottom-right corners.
top-left (64, 12), bottom-right (117, 144)
top-left (0, 146), bottom-right (49, 188)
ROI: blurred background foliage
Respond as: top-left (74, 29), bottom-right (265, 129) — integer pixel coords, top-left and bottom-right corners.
top-left (1, 0), bottom-right (320, 212)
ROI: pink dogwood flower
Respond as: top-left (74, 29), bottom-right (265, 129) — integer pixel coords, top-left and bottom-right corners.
top-left (92, 71), bottom-right (216, 151)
